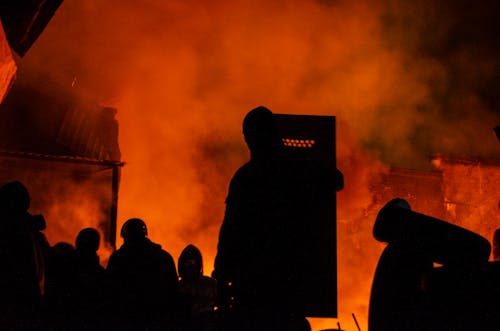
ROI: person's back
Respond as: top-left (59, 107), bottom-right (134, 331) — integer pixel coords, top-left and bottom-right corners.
top-left (43, 242), bottom-right (77, 329)
top-left (107, 218), bottom-right (178, 329)
top-left (0, 181), bottom-right (43, 329)
top-left (73, 227), bottom-right (110, 329)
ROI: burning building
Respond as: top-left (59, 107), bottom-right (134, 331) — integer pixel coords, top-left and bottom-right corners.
top-left (374, 156), bottom-right (500, 254)
top-left (0, 0), bottom-right (123, 254)
top-left (0, 84), bottom-right (123, 253)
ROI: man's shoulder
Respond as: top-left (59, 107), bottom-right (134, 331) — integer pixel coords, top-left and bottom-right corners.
top-left (233, 161), bottom-right (253, 175)
top-left (146, 240), bottom-right (175, 262)
top-left (228, 161), bottom-right (255, 185)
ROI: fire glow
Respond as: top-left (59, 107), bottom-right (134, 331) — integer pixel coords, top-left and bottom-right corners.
top-left (14, 1), bottom-right (500, 330)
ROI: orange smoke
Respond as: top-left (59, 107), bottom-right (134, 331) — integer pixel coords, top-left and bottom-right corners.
top-left (14, 0), bottom-right (500, 330)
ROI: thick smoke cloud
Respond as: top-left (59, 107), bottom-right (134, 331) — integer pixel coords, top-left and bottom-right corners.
top-left (10, 0), bottom-right (500, 329)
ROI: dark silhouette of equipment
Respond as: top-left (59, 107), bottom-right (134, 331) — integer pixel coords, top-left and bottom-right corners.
top-left (369, 198), bottom-right (500, 331)
top-left (274, 113), bottom-right (340, 318)
top-left (373, 199), bottom-right (490, 265)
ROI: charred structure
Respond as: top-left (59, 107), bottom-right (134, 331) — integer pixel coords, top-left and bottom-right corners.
top-left (0, 80), bottom-right (123, 248)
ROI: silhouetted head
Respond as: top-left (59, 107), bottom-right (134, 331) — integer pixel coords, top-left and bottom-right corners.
top-left (385, 197), bottom-right (411, 210)
top-left (178, 244), bottom-right (203, 280)
top-left (49, 242), bottom-right (76, 262)
top-left (0, 181), bottom-right (31, 213)
top-left (120, 218), bottom-right (148, 243)
top-left (76, 228), bottom-right (100, 252)
top-left (493, 228), bottom-right (500, 261)
top-left (243, 106), bottom-right (282, 157)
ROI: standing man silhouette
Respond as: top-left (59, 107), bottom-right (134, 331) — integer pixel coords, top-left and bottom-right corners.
top-left (107, 218), bottom-right (178, 330)
top-left (213, 106), bottom-right (343, 331)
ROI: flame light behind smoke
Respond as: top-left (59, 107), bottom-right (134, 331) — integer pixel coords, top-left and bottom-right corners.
top-left (13, 0), bottom-right (500, 329)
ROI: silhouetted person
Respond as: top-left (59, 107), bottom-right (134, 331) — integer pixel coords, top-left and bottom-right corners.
top-left (72, 227), bottom-right (110, 330)
top-left (178, 244), bottom-right (217, 331)
top-left (0, 181), bottom-right (46, 329)
top-left (107, 218), bottom-right (178, 330)
top-left (213, 106), bottom-right (341, 331)
top-left (43, 242), bottom-right (77, 330)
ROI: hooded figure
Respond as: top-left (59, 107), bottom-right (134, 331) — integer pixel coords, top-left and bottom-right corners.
top-left (178, 244), bottom-right (217, 331)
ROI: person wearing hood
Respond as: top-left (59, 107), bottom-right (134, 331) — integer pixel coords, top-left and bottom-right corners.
top-left (178, 244), bottom-right (217, 331)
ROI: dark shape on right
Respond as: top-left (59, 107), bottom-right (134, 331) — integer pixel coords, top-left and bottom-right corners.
top-left (369, 198), bottom-right (500, 331)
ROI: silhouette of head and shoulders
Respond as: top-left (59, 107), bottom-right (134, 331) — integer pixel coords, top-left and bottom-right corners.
top-left (106, 218), bottom-right (178, 326)
top-left (74, 227), bottom-right (104, 270)
top-left (108, 218), bottom-right (174, 266)
top-left (0, 180), bottom-right (32, 232)
top-left (179, 244), bottom-right (217, 289)
top-left (242, 106), bottom-right (282, 161)
top-left (178, 244), bottom-right (217, 316)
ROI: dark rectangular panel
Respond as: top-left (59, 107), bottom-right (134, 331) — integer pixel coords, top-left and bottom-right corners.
top-left (274, 114), bottom-right (338, 318)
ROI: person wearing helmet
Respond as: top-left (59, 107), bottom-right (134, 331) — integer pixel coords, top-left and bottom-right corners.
top-left (178, 244), bottom-right (217, 331)
top-left (107, 218), bottom-right (178, 330)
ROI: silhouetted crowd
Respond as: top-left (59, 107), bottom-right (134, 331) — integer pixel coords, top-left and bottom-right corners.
top-left (5, 105), bottom-right (500, 331)
top-left (0, 107), bottom-right (344, 331)
top-left (0, 181), bottom-right (219, 331)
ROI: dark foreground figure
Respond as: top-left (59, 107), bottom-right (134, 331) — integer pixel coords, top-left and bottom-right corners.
top-left (213, 106), bottom-right (343, 331)
top-left (73, 228), bottom-right (110, 329)
top-left (369, 198), bottom-right (500, 331)
top-left (178, 244), bottom-right (217, 331)
top-left (0, 181), bottom-right (48, 330)
top-left (107, 218), bottom-right (179, 330)
top-left (43, 228), bottom-right (111, 330)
